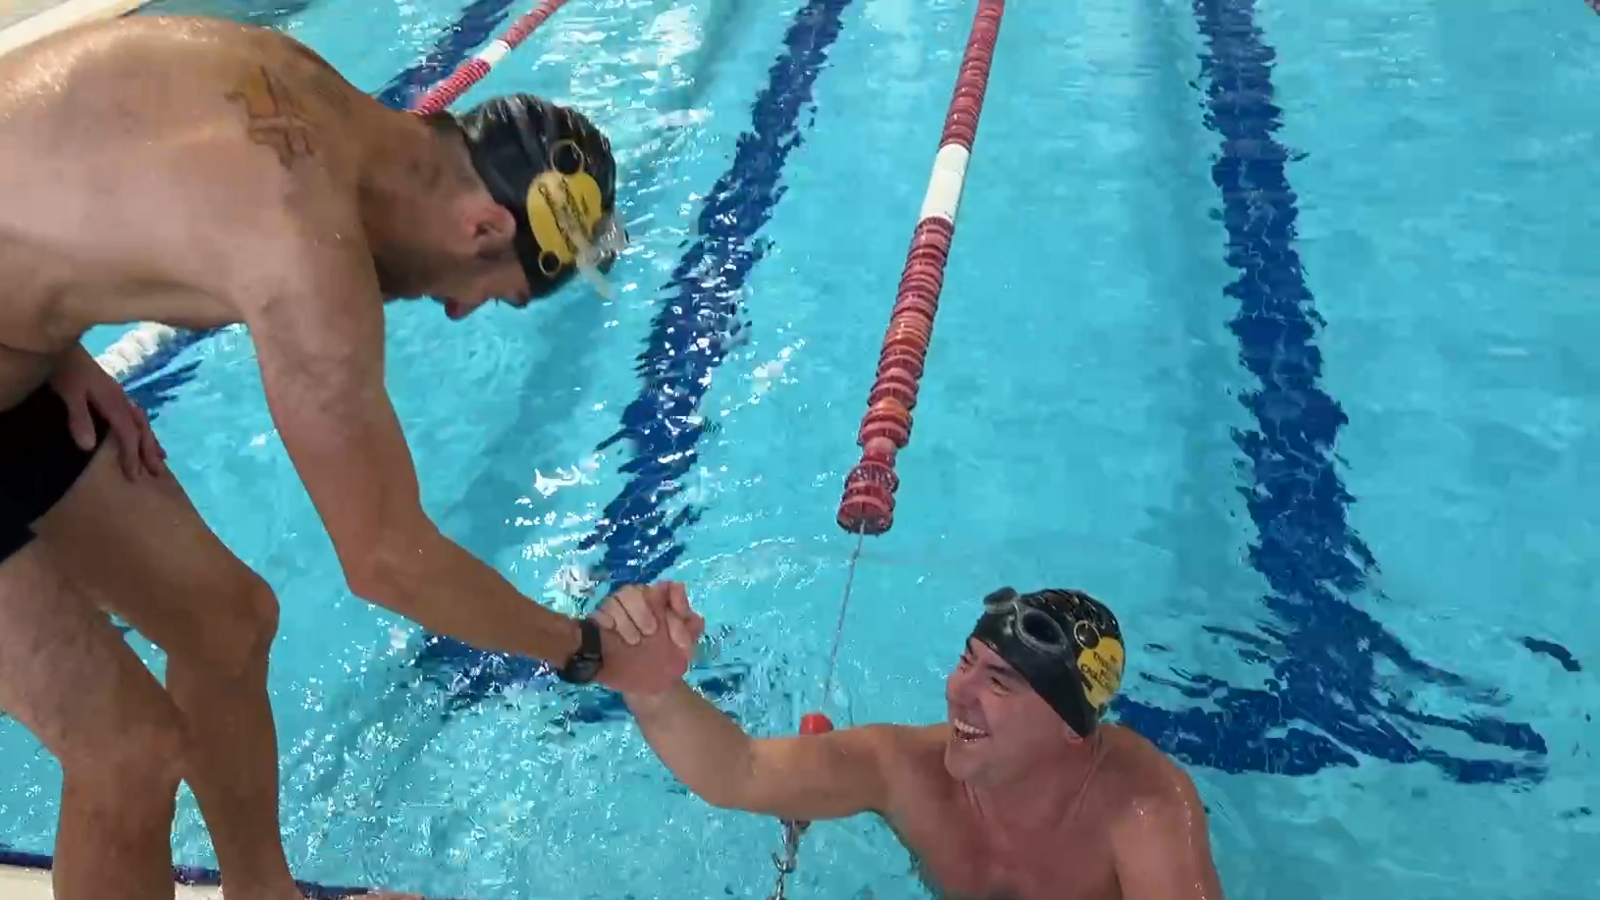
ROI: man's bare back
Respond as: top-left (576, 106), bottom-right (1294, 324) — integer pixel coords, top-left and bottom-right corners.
top-left (0, 17), bottom-right (388, 406)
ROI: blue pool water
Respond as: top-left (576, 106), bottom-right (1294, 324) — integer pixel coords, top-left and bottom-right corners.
top-left (3, 0), bottom-right (1599, 897)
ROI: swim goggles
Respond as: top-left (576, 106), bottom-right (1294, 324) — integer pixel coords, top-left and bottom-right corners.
top-left (972, 587), bottom-right (1124, 736)
top-left (980, 587), bottom-right (1104, 659)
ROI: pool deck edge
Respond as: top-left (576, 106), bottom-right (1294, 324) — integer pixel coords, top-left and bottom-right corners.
top-left (0, 862), bottom-right (223, 898)
top-left (0, 0), bottom-right (144, 59)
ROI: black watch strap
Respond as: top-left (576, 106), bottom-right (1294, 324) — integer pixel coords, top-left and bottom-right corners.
top-left (557, 618), bottom-right (604, 684)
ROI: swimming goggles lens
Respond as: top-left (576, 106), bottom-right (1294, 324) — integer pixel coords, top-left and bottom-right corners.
top-left (981, 588), bottom-right (1072, 657)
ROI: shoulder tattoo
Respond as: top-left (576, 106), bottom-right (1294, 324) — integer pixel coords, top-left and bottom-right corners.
top-left (226, 66), bottom-right (316, 170)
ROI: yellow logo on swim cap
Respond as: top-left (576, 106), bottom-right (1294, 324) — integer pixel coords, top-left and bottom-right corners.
top-left (1077, 635), bottom-right (1125, 711)
top-left (525, 139), bottom-right (605, 277)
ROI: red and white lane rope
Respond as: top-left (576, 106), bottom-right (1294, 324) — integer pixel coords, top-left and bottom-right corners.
top-left (765, 4), bottom-right (1009, 900)
top-left (411, 0), bottom-right (572, 115)
top-left (835, 0), bottom-right (1005, 538)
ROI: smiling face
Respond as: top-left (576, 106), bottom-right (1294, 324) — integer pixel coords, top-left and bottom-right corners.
top-left (943, 638), bottom-right (1083, 787)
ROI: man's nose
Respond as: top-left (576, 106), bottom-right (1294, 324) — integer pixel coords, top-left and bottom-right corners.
top-left (948, 669), bottom-right (976, 698)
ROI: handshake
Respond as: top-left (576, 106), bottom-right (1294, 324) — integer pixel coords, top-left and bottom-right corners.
top-left (583, 580), bottom-right (706, 697)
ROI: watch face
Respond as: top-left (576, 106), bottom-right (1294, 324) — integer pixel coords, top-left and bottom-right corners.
top-left (564, 655), bottom-right (601, 684)
top-left (561, 619), bottom-right (603, 684)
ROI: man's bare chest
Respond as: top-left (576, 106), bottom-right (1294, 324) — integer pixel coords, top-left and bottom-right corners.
top-left (890, 812), bottom-right (1119, 900)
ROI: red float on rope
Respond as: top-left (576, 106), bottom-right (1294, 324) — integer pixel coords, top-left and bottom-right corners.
top-left (835, 0), bottom-right (1006, 537)
top-left (800, 712), bottom-right (834, 737)
top-left (790, 713), bottom-right (835, 835)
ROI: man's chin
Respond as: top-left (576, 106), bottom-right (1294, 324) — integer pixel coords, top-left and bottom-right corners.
top-left (943, 734), bottom-right (985, 782)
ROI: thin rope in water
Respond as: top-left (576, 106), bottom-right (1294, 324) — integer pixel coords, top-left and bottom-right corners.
top-left (820, 528), bottom-right (865, 702)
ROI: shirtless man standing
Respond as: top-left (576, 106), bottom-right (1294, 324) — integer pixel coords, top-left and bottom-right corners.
top-left (595, 583), bottom-right (1227, 900)
top-left (0, 15), bottom-right (696, 900)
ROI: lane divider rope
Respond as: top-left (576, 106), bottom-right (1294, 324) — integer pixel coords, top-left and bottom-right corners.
top-left (833, 0), bottom-right (1003, 538)
top-left (767, 5), bottom-right (1006, 900)
top-left (412, 0), bottom-right (571, 114)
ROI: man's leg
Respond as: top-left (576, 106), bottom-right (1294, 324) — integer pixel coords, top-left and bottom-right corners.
top-left (33, 445), bottom-right (300, 900)
top-left (0, 539), bottom-right (187, 900)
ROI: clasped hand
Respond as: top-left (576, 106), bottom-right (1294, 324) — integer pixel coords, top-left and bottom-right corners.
top-left (589, 581), bottom-right (705, 697)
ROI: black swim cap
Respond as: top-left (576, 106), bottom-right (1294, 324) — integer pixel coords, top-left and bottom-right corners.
top-left (970, 587), bottom-right (1125, 737)
top-left (453, 93), bottom-right (620, 298)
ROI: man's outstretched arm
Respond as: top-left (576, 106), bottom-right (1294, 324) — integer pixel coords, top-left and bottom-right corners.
top-left (231, 169), bottom-right (679, 691)
top-left (626, 682), bottom-right (897, 821)
top-left (601, 585), bottom-right (897, 821)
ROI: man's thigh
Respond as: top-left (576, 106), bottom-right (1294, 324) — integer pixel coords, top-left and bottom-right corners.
top-left (0, 539), bottom-right (181, 766)
top-left (32, 440), bottom-right (278, 672)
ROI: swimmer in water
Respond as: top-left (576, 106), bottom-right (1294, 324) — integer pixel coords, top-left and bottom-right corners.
top-left (0, 15), bottom-right (687, 900)
top-left (595, 582), bottom-right (1226, 900)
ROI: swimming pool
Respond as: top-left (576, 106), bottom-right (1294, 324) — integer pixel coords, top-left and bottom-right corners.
top-left (3, 0), bottom-right (1598, 896)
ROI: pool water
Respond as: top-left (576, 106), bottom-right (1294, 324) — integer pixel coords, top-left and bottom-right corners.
top-left (4, 0), bottom-right (1598, 897)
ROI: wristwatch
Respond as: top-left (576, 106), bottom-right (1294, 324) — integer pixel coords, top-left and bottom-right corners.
top-left (557, 618), bottom-right (604, 684)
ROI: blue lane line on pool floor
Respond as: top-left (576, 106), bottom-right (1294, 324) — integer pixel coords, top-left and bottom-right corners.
top-left (577, 0), bottom-right (853, 586)
top-left (412, 0), bottom-right (855, 694)
top-left (119, 0), bottom-right (521, 415)
top-left (1113, 0), bottom-right (1547, 785)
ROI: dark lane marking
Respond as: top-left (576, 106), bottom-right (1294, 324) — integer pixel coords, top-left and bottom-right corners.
top-left (580, 0), bottom-right (853, 584)
top-left (416, 0), bottom-right (855, 692)
top-left (1114, 0), bottom-right (1546, 784)
top-left (1521, 637), bottom-right (1582, 673)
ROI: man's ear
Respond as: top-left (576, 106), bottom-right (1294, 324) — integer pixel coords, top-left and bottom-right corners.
top-left (467, 200), bottom-right (517, 251)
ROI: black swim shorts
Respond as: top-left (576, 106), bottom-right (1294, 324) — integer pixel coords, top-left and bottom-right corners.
top-left (0, 383), bottom-right (109, 565)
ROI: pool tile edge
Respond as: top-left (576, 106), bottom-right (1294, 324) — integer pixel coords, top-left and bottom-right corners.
top-left (0, 863), bottom-right (222, 899)
top-left (0, 0), bottom-right (146, 59)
